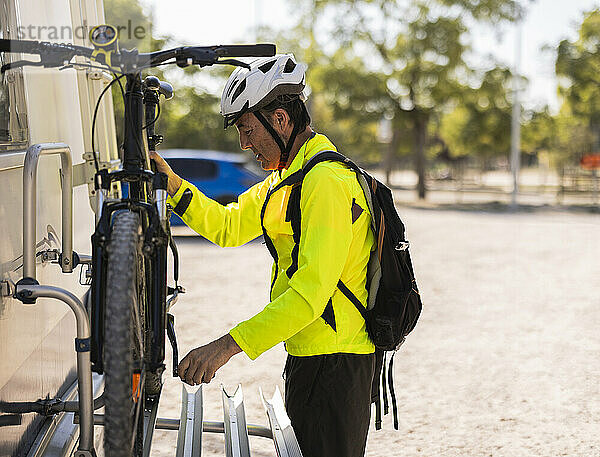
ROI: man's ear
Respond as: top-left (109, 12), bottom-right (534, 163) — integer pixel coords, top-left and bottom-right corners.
top-left (274, 108), bottom-right (290, 130)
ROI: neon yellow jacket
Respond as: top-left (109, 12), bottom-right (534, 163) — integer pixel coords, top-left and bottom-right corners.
top-left (167, 133), bottom-right (375, 359)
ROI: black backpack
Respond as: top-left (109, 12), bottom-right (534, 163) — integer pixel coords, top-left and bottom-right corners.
top-left (260, 150), bottom-right (423, 430)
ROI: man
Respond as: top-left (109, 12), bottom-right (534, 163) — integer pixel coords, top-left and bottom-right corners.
top-left (151, 54), bottom-right (376, 457)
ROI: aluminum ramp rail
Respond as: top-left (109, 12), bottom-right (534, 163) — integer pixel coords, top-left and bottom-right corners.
top-left (170, 384), bottom-right (302, 457)
top-left (222, 385), bottom-right (251, 457)
top-left (35, 383), bottom-right (301, 456)
top-left (260, 387), bottom-right (303, 457)
top-left (176, 385), bottom-right (203, 457)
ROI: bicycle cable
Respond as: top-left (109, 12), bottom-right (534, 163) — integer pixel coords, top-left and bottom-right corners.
top-left (91, 74), bottom-right (126, 174)
top-left (59, 61), bottom-right (125, 75)
top-left (112, 70), bottom-right (126, 106)
top-left (142, 103), bottom-right (160, 131)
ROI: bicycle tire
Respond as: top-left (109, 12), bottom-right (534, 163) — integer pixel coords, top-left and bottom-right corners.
top-left (103, 211), bottom-right (146, 457)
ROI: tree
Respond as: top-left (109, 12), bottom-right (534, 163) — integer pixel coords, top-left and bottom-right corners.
top-left (522, 107), bottom-right (594, 171)
top-left (104, 0), bottom-right (164, 147)
top-left (104, 0), bottom-right (239, 152)
top-left (521, 108), bottom-right (555, 158)
top-left (158, 87), bottom-right (239, 151)
top-left (555, 9), bottom-right (600, 150)
top-left (287, 0), bottom-right (522, 198)
top-left (308, 49), bottom-right (392, 163)
top-left (440, 67), bottom-right (513, 160)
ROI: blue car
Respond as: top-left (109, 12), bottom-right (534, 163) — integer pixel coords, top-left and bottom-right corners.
top-left (160, 149), bottom-right (265, 225)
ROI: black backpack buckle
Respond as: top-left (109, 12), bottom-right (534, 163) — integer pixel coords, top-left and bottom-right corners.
top-left (395, 241), bottom-right (410, 251)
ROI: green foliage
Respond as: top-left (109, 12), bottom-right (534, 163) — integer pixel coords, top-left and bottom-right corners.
top-left (521, 108), bottom-right (556, 156)
top-left (556, 9), bottom-right (600, 138)
top-left (285, 0), bottom-right (521, 197)
top-left (522, 107), bottom-right (594, 169)
top-left (308, 50), bottom-right (390, 160)
top-left (550, 113), bottom-right (595, 168)
top-left (104, 0), bottom-right (237, 152)
top-left (517, 7), bottom-right (600, 170)
top-left (158, 87), bottom-right (240, 151)
top-left (104, 0), bottom-right (164, 51)
top-left (388, 11), bottom-right (467, 111)
top-left (440, 67), bottom-right (513, 158)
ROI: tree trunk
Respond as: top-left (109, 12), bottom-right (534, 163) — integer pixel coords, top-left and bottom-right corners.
top-left (384, 120), bottom-right (401, 186)
top-left (557, 165), bottom-right (565, 204)
top-left (414, 115), bottom-right (427, 199)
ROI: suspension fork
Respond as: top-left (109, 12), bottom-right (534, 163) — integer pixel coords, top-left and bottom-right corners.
top-left (90, 173), bottom-right (169, 375)
top-left (123, 73), bottom-right (147, 201)
top-left (148, 172), bottom-right (169, 373)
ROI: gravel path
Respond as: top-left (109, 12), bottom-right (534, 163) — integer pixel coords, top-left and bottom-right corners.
top-left (151, 206), bottom-right (600, 456)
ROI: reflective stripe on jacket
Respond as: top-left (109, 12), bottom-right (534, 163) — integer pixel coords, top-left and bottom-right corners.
top-left (167, 133), bottom-right (375, 359)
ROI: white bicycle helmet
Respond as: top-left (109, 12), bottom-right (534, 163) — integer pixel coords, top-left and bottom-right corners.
top-left (221, 54), bottom-right (307, 128)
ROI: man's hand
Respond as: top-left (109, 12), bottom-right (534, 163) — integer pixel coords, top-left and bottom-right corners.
top-left (149, 150), bottom-right (183, 197)
top-left (177, 334), bottom-right (242, 385)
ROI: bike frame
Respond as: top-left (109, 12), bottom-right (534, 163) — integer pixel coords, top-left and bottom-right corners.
top-left (90, 72), bottom-right (169, 376)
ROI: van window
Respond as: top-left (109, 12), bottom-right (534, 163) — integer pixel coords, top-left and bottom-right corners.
top-left (0, 0), bottom-right (29, 151)
top-left (166, 158), bottom-right (218, 180)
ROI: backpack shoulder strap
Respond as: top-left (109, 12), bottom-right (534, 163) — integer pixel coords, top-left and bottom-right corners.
top-left (304, 150), bottom-right (377, 229)
top-left (299, 152), bottom-right (374, 321)
top-left (302, 150), bottom-right (361, 176)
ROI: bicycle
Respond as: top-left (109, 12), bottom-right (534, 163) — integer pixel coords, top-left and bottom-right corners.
top-left (1, 25), bottom-right (275, 457)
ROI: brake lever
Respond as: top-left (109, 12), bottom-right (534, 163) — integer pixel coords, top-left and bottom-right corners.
top-left (216, 58), bottom-right (250, 69)
top-left (174, 47), bottom-right (218, 68)
top-left (1, 60), bottom-right (43, 73)
top-left (166, 285), bottom-right (185, 312)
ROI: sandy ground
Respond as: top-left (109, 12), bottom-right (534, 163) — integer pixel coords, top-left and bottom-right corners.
top-left (149, 205), bottom-right (600, 457)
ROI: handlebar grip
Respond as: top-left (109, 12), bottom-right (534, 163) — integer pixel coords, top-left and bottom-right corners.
top-left (0, 39), bottom-right (93, 58)
top-left (0, 38), bottom-right (40, 53)
top-left (215, 44), bottom-right (276, 58)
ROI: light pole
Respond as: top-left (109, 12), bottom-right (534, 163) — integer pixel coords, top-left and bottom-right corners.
top-left (254, 0), bottom-right (261, 41)
top-left (511, 22), bottom-right (522, 210)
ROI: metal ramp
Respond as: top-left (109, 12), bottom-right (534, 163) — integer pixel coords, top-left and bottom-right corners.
top-left (222, 385), bottom-right (250, 457)
top-left (260, 387), bottom-right (303, 457)
top-left (165, 384), bottom-right (303, 457)
top-left (32, 382), bottom-right (302, 456)
top-left (175, 385), bottom-right (203, 457)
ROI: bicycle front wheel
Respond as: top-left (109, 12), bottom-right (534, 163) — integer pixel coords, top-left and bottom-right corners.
top-left (103, 210), bottom-right (146, 457)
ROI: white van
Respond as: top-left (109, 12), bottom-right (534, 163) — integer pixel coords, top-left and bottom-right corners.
top-left (0, 1), bottom-right (117, 455)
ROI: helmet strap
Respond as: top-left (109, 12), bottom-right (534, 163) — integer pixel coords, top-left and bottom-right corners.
top-left (253, 111), bottom-right (302, 171)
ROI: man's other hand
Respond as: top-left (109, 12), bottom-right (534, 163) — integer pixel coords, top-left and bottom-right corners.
top-left (149, 150), bottom-right (182, 197)
top-left (177, 334), bottom-right (242, 385)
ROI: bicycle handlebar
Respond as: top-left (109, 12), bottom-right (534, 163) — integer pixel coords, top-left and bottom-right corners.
top-left (0, 38), bottom-right (93, 56)
top-left (213, 44), bottom-right (276, 57)
top-left (0, 38), bottom-right (275, 73)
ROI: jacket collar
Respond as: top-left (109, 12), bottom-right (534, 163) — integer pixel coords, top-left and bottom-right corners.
top-left (275, 132), bottom-right (337, 183)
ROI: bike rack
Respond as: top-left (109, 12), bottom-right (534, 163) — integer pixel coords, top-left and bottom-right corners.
top-left (84, 384), bottom-right (302, 456)
top-left (260, 386), bottom-right (303, 457)
top-left (13, 285), bottom-right (95, 457)
top-left (168, 385), bottom-right (302, 457)
top-left (14, 143), bottom-right (96, 457)
top-left (21, 143), bottom-right (74, 277)
top-left (222, 385), bottom-right (251, 457)
top-left (176, 385), bottom-right (203, 457)
top-left (23, 375), bottom-right (104, 457)
top-left (13, 142), bottom-right (303, 457)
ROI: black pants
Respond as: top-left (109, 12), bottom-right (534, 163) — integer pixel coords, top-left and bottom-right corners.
top-left (284, 352), bottom-right (375, 457)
